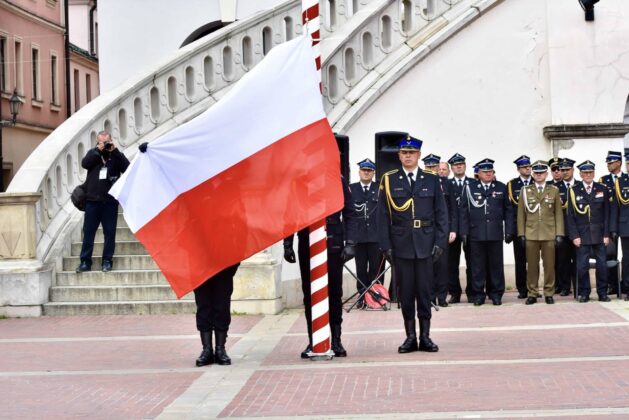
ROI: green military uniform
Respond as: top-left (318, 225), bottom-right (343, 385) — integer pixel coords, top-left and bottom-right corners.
top-left (517, 161), bottom-right (565, 302)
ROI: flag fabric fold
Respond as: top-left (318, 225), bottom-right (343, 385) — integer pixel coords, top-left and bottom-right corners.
top-left (109, 35), bottom-right (342, 298)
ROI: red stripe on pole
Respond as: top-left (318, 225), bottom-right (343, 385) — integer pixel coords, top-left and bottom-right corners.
top-left (302, 5), bottom-right (319, 23)
top-left (310, 262), bottom-right (328, 282)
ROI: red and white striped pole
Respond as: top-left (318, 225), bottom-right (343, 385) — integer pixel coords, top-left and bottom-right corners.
top-left (302, 0), bottom-right (333, 359)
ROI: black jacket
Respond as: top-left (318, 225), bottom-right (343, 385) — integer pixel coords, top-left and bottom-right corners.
top-left (566, 181), bottom-right (609, 245)
top-left (349, 181), bottom-right (378, 243)
top-left (82, 147), bottom-right (130, 202)
top-left (448, 176), bottom-right (474, 235)
top-left (459, 180), bottom-right (515, 242)
top-left (608, 173), bottom-right (629, 237)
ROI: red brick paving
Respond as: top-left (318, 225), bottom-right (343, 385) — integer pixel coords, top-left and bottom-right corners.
top-left (220, 361), bottom-right (629, 417)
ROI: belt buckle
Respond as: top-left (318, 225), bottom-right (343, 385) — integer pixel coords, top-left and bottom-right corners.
top-left (413, 220), bottom-right (422, 228)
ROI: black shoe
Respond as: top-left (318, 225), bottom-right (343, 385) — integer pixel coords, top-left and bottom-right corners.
top-left (525, 297), bottom-right (537, 305)
top-left (398, 320), bottom-right (418, 353)
top-left (545, 296), bottom-right (554, 304)
top-left (560, 289), bottom-right (571, 297)
top-left (438, 299), bottom-right (448, 308)
top-left (473, 300), bottom-right (484, 306)
top-left (517, 292), bottom-right (527, 299)
top-left (214, 330), bottom-right (231, 365)
top-left (492, 299), bottom-right (502, 306)
top-left (598, 295), bottom-right (611, 302)
top-left (578, 295), bottom-right (589, 303)
top-left (75, 262), bottom-right (91, 273)
top-left (448, 296), bottom-right (461, 304)
top-left (300, 344), bottom-right (312, 359)
top-left (331, 324), bottom-right (347, 357)
top-left (195, 331), bottom-right (214, 367)
top-left (418, 319), bottom-right (439, 352)
top-left (101, 260), bottom-right (113, 272)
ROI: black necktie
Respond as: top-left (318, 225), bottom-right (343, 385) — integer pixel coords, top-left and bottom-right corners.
top-left (408, 172), bottom-right (415, 189)
top-left (458, 180), bottom-right (463, 188)
top-left (484, 184), bottom-right (489, 192)
top-left (363, 185), bottom-right (369, 194)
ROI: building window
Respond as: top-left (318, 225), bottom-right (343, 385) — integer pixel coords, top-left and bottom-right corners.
top-left (14, 40), bottom-right (23, 94)
top-left (51, 53), bottom-right (58, 105)
top-left (86, 73), bottom-right (91, 103)
top-left (73, 69), bottom-right (80, 112)
top-left (31, 47), bottom-right (41, 100)
top-left (0, 36), bottom-right (7, 92)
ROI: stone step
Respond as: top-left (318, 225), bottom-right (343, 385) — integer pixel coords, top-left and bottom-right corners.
top-left (71, 240), bottom-right (147, 256)
top-left (88, 227), bottom-right (136, 242)
top-left (117, 213), bottom-right (128, 227)
top-left (63, 255), bottom-right (158, 271)
top-left (42, 300), bottom-right (196, 316)
top-left (49, 285), bottom-right (189, 302)
top-left (56, 269), bottom-right (167, 286)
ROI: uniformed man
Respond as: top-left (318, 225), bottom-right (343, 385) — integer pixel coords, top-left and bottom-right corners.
top-left (599, 151), bottom-right (623, 296)
top-left (506, 155), bottom-right (533, 299)
top-left (349, 158), bottom-right (381, 307)
top-left (460, 159), bottom-right (515, 305)
top-left (446, 153), bottom-right (474, 304)
top-left (517, 161), bottom-right (564, 305)
top-left (555, 158), bottom-right (578, 296)
top-left (609, 153), bottom-right (629, 301)
top-left (378, 136), bottom-right (447, 353)
top-left (284, 176), bottom-right (356, 357)
top-left (194, 263), bottom-right (240, 366)
top-left (548, 157), bottom-right (563, 184)
top-left (423, 154), bottom-right (458, 307)
top-left (566, 161), bottom-right (611, 302)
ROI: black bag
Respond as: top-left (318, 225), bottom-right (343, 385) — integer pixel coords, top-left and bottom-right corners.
top-left (71, 183), bottom-right (87, 211)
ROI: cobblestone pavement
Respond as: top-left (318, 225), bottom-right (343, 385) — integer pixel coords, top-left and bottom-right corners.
top-left (1, 293), bottom-right (629, 419)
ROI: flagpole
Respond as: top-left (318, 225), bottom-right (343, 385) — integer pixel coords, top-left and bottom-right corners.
top-left (302, 0), bottom-right (333, 360)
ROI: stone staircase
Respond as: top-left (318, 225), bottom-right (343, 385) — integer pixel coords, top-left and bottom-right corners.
top-left (43, 212), bottom-right (196, 316)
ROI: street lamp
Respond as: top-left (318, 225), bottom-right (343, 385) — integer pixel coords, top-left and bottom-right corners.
top-left (0, 89), bottom-right (22, 191)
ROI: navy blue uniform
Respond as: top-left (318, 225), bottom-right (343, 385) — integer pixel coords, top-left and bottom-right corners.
top-left (460, 180), bottom-right (515, 303)
top-left (506, 177), bottom-right (531, 297)
top-left (377, 168), bottom-right (448, 320)
top-left (349, 181), bottom-right (381, 295)
top-left (447, 176), bottom-right (474, 301)
top-left (432, 176), bottom-right (458, 304)
top-left (609, 173), bottom-right (629, 297)
top-left (600, 173), bottom-right (622, 294)
top-left (566, 182), bottom-right (610, 299)
top-left (553, 180), bottom-right (577, 294)
top-left (194, 264), bottom-right (240, 332)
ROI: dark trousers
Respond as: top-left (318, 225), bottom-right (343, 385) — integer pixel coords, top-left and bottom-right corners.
top-left (447, 237), bottom-right (471, 299)
top-left (606, 236), bottom-right (620, 294)
top-left (512, 238), bottom-right (527, 295)
top-left (194, 264), bottom-right (239, 332)
top-left (555, 239), bottom-right (576, 293)
top-left (355, 242), bottom-right (382, 293)
top-left (621, 237), bottom-right (629, 294)
top-left (297, 233), bottom-right (343, 343)
top-left (395, 256), bottom-right (433, 321)
top-left (575, 244), bottom-right (607, 298)
top-left (470, 240), bottom-right (505, 302)
top-left (432, 246), bottom-right (449, 302)
top-left (80, 200), bottom-right (119, 265)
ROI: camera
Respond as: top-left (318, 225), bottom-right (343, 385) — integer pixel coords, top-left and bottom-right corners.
top-left (104, 142), bottom-right (113, 151)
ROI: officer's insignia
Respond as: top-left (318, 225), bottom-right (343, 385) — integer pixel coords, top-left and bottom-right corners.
top-left (492, 192), bottom-right (496, 197)
top-left (420, 175), bottom-right (424, 179)
top-left (399, 175), bottom-right (403, 179)
top-left (477, 184), bottom-right (481, 189)
top-left (394, 187), bottom-right (403, 191)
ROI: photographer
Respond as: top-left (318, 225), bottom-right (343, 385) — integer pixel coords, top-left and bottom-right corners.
top-left (76, 131), bottom-right (130, 273)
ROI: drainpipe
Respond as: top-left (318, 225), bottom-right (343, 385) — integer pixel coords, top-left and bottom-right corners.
top-left (89, 2), bottom-right (96, 55)
top-left (64, 0), bottom-right (71, 118)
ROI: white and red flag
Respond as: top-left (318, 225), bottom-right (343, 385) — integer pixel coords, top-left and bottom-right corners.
top-left (109, 35), bottom-right (343, 298)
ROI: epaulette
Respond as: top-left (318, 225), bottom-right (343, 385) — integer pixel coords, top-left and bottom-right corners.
top-left (383, 169), bottom-right (399, 176)
top-left (379, 169), bottom-right (398, 190)
top-left (423, 169), bottom-right (438, 176)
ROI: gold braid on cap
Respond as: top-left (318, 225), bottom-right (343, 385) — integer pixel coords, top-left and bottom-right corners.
top-left (383, 172), bottom-right (415, 219)
top-left (615, 178), bottom-right (629, 206)
top-left (569, 187), bottom-right (590, 218)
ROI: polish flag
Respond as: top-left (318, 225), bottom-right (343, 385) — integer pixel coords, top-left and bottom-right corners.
top-left (109, 35), bottom-right (342, 298)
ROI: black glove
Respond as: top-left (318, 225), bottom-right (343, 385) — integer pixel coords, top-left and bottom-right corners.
top-left (555, 235), bottom-right (564, 245)
top-left (505, 233), bottom-right (514, 244)
top-left (382, 249), bottom-right (393, 264)
top-left (283, 246), bottom-right (296, 263)
top-left (611, 232), bottom-right (618, 242)
top-left (518, 236), bottom-right (526, 247)
top-left (341, 242), bottom-right (356, 262)
top-left (461, 235), bottom-right (468, 247)
top-left (432, 245), bottom-right (444, 262)
top-left (138, 142), bottom-right (148, 153)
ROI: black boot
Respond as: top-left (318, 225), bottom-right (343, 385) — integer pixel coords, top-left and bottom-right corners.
top-left (195, 331), bottom-right (214, 367)
top-left (398, 319), bottom-right (418, 353)
top-left (331, 324), bottom-right (347, 357)
top-left (214, 330), bottom-right (231, 365)
top-left (418, 318), bottom-right (439, 352)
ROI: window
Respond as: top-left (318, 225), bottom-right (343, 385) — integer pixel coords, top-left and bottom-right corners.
top-left (85, 73), bottom-right (91, 103)
top-left (14, 40), bottom-right (23, 94)
top-left (262, 27), bottom-right (273, 56)
top-left (31, 46), bottom-right (41, 100)
top-left (73, 69), bottom-right (80, 111)
top-left (0, 36), bottom-right (6, 92)
top-left (51, 53), bottom-right (59, 105)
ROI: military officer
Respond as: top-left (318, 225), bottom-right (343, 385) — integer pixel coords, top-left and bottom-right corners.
top-left (517, 161), bottom-right (564, 305)
top-left (194, 263), bottom-right (240, 366)
top-left (377, 136), bottom-right (447, 353)
top-left (349, 158), bottom-right (381, 307)
top-left (609, 153), bottom-right (629, 300)
top-left (548, 157), bottom-right (563, 184)
top-left (423, 154), bottom-right (458, 307)
top-left (446, 153), bottom-right (474, 304)
top-left (506, 155), bottom-right (533, 298)
top-left (566, 161), bottom-right (611, 302)
top-left (284, 176), bottom-right (357, 357)
top-left (460, 159), bottom-right (515, 305)
top-left (599, 151), bottom-right (624, 296)
top-left (554, 158), bottom-right (578, 296)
